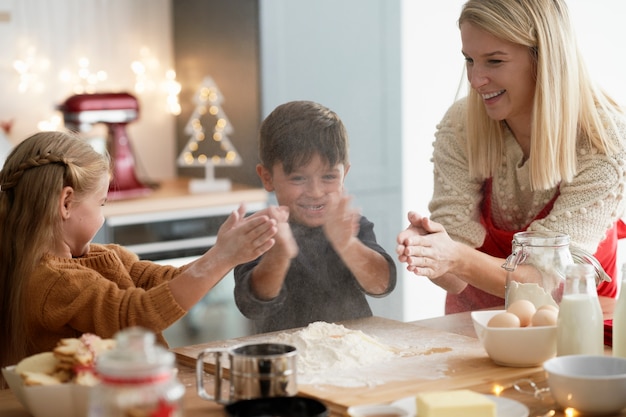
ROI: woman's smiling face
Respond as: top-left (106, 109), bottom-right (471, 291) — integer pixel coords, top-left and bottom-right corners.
top-left (259, 153), bottom-right (348, 228)
top-left (461, 22), bottom-right (536, 127)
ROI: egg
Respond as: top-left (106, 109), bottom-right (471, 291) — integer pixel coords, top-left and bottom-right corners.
top-left (537, 304), bottom-right (559, 313)
top-left (507, 299), bottom-right (537, 327)
top-left (487, 312), bottom-right (521, 328)
top-left (531, 308), bottom-right (558, 326)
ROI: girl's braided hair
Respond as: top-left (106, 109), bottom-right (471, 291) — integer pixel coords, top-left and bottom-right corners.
top-left (0, 153), bottom-right (70, 192)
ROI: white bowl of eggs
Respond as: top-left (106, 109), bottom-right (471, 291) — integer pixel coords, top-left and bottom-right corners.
top-left (471, 300), bottom-right (558, 367)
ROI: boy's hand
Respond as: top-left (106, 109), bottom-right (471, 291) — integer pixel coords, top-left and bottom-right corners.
top-left (244, 205), bottom-right (297, 259)
top-left (323, 195), bottom-right (360, 251)
top-left (266, 205), bottom-right (298, 259)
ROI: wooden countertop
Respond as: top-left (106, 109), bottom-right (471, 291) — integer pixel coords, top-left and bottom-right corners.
top-left (103, 178), bottom-right (268, 217)
top-left (1, 311), bottom-right (621, 417)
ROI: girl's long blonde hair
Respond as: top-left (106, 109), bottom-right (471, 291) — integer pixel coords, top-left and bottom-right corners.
top-left (0, 131), bottom-right (110, 377)
top-left (460, 0), bottom-right (622, 190)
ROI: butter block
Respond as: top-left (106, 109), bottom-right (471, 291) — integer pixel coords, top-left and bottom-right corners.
top-left (416, 390), bottom-right (496, 417)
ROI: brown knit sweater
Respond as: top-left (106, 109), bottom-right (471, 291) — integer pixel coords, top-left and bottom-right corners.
top-left (24, 244), bottom-right (187, 355)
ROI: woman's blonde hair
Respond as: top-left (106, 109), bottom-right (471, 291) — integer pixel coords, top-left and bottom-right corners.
top-left (460, 0), bottom-right (622, 190)
top-left (0, 131), bottom-right (111, 376)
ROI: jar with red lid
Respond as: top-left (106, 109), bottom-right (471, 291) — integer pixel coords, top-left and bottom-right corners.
top-left (88, 327), bottom-right (184, 417)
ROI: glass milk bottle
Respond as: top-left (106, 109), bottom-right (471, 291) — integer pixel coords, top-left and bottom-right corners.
top-left (556, 264), bottom-right (604, 356)
top-left (88, 327), bottom-right (184, 417)
top-left (613, 263), bottom-right (626, 358)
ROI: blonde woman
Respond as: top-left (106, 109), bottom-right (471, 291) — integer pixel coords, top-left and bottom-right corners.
top-left (397, 0), bottom-right (626, 313)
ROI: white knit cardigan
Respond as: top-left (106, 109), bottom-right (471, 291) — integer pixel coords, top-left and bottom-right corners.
top-left (428, 98), bottom-right (626, 254)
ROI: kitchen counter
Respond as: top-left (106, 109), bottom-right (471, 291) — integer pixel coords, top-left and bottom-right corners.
top-left (102, 177), bottom-right (268, 217)
top-left (0, 310), bottom-right (621, 417)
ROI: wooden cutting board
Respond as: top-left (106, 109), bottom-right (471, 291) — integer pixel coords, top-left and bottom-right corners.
top-left (173, 316), bottom-right (542, 416)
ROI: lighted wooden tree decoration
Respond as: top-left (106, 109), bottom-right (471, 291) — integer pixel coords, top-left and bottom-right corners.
top-left (178, 76), bottom-right (242, 193)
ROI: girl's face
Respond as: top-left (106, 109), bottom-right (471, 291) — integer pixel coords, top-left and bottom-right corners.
top-left (461, 22), bottom-right (536, 131)
top-left (258, 153), bottom-right (349, 228)
top-left (59, 175), bottom-right (109, 257)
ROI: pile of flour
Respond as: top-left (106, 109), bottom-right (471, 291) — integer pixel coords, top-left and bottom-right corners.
top-left (273, 321), bottom-right (398, 386)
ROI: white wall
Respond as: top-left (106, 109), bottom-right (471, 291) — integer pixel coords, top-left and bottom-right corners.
top-left (0, 0), bottom-right (177, 181)
top-left (401, 0), bottom-right (626, 321)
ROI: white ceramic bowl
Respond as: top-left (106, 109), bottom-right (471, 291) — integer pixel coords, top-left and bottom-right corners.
top-left (543, 355), bottom-right (626, 415)
top-left (1, 366), bottom-right (91, 417)
top-left (471, 310), bottom-right (556, 367)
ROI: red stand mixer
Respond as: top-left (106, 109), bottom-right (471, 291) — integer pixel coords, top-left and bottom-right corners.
top-left (59, 92), bottom-right (153, 200)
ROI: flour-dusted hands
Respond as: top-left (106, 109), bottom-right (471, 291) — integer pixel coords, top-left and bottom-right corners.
top-left (256, 205), bottom-right (298, 260)
top-left (213, 204), bottom-right (279, 265)
top-left (168, 204), bottom-right (279, 311)
top-left (323, 195), bottom-right (361, 254)
top-left (243, 205), bottom-right (298, 301)
top-left (396, 211), bottom-right (459, 279)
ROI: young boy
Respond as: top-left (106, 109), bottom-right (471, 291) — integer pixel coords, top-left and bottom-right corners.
top-left (234, 100), bottom-right (397, 333)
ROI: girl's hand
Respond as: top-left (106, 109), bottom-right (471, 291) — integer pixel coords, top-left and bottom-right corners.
top-left (214, 204), bottom-right (278, 264)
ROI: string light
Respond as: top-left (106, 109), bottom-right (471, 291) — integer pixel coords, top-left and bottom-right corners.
top-left (178, 76), bottom-right (241, 168)
top-left (37, 114), bottom-right (63, 132)
top-left (177, 76), bottom-right (242, 193)
top-left (13, 44), bottom-right (49, 93)
top-left (164, 69), bottom-right (181, 115)
top-left (130, 47), bottom-right (181, 116)
top-left (13, 46), bottom-right (181, 130)
top-left (60, 57), bottom-right (108, 94)
top-left (491, 384), bottom-right (506, 396)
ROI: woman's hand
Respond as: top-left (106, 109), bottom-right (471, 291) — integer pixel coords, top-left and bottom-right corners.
top-left (396, 211), bottom-right (458, 279)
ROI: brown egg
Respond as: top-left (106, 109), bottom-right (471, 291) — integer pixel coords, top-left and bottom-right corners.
top-left (487, 312), bottom-right (521, 328)
top-left (507, 300), bottom-right (537, 327)
top-left (537, 304), bottom-right (559, 313)
top-left (531, 308), bottom-right (558, 327)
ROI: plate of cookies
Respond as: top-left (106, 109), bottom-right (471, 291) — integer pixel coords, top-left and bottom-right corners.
top-left (2, 333), bottom-right (115, 417)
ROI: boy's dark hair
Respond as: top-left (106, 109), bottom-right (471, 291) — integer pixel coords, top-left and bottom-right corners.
top-left (258, 100), bottom-right (349, 174)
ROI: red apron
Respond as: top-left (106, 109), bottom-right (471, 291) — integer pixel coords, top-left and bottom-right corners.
top-left (445, 179), bottom-right (621, 314)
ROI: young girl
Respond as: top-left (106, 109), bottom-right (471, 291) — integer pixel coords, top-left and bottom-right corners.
top-left (0, 131), bottom-right (278, 378)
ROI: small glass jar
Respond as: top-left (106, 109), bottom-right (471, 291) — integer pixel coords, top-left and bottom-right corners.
top-left (88, 327), bottom-right (184, 417)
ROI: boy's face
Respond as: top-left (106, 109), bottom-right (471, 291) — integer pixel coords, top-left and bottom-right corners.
top-left (257, 153), bottom-right (349, 228)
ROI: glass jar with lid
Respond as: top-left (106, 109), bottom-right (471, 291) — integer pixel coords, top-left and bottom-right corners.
top-left (88, 327), bottom-right (184, 417)
top-left (502, 231), bottom-right (610, 308)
